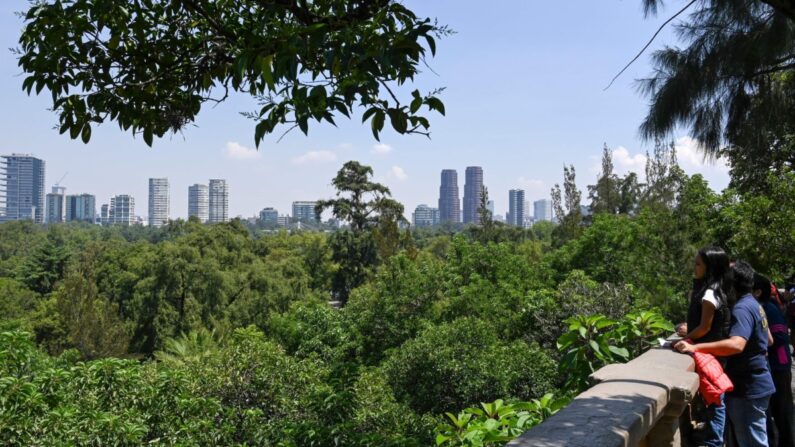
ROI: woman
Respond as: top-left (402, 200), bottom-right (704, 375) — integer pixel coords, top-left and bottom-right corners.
top-left (754, 274), bottom-right (794, 447)
top-left (677, 246), bottom-right (733, 447)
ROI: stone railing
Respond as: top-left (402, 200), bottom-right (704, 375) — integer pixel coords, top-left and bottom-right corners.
top-left (507, 341), bottom-right (699, 447)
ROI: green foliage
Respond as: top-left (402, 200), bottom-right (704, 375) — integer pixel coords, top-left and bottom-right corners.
top-left (435, 396), bottom-right (569, 447)
top-left (639, 1), bottom-right (795, 155)
top-left (557, 311), bottom-right (673, 391)
top-left (18, 0), bottom-right (449, 146)
top-left (345, 254), bottom-right (441, 364)
top-left (382, 318), bottom-right (557, 414)
top-left (713, 170), bottom-right (795, 278)
top-left (0, 279), bottom-right (39, 331)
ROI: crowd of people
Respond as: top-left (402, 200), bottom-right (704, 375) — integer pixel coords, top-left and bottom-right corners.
top-left (673, 247), bottom-right (794, 447)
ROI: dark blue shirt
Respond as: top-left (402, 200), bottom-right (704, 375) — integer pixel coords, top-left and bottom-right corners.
top-left (762, 300), bottom-right (792, 372)
top-left (725, 295), bottom-right (775, 399)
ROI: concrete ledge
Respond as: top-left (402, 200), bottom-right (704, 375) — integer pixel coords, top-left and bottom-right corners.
top-left (507, 345), bottom-right (698, 447)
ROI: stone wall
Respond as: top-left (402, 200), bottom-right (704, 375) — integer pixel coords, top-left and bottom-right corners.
top-left (507, 344), bottom-right (699, 447)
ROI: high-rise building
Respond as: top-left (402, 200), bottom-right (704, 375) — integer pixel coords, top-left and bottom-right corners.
top-left (188, 184), bottom-right (209, 223)
top-left (100, 204), bottom-right (110, 225)
top-left (45, 186), bottom-right (66, 223)
top-left (292, 201), bottom-right (318, 222)
top-left (110, 195), bottom-right (135, 225)
top-left (148, 178), bottom-right (170, 227)
top-left (208, 179), bottom-right (228, 223)
top-left (65, 194), bottom-right (96, 223)
top-left (259, 207), bottom-right (279, 224)
top-left (534, 199), bottom-right (553, 222)
top-left (438, 169), bottom-right (460, 224)
top-left (412, 204), bottom-right (440, 227)
top-left (486, 200), bottom-right (495, 216)
top-left (0, 154), bottom-right (45, 223)
top-left (463, 166), bottom-right (483, 224)
top-left (508, 189), bottom-right (525, 227)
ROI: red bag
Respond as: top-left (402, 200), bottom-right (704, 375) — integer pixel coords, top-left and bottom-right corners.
top-left (692, 351), bottom-right (733, 406)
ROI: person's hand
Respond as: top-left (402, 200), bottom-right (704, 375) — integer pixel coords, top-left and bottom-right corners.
top-left (674, 340), bottom-right (696, 354)
top-left (675, 323), bottom-right (688, 337)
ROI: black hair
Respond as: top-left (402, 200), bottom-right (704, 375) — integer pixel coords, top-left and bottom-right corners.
top-left (697, 246), bottom-right (731, 300)
top-left (732, 260), bottom-right (755, 296)
top-left (753, 273), bottom-right (772, 302)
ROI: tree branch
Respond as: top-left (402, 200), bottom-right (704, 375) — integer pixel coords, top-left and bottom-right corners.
top-left (604, 0), bottom-right (697, 90)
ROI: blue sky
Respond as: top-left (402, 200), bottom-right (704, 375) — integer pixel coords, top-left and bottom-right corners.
top-left (0, 1), bottom-right (730, 220)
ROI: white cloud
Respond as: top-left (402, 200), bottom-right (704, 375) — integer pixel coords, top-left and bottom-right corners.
top-left (291, 150), bottom-right (337, 165)
top-left (225, 142), bottom-right (261, 160)
top-left (674, 136), bottom-right (729, 172)
top-left (388, 165), bottom-right (408, 181)
top-left (371, 143), bottom-right (393, 155)
top-left (517, 177), bottom-right (545, 193)
top-left (612, 146), bottom-right (647, 175)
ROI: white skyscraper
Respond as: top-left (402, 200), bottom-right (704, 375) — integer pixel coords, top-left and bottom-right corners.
top-left (45, 186), bottom-right (66, 223)
top-left (534, 199), bottom-right (553, 222)
top-left (208, 179), bottom-right (228, 223)
top-left (110, 195), bottom-right (135, 225)
top-left (148, 178), bottom-right (170, 227)
top-left (188, 184), bottom-right (209, 223)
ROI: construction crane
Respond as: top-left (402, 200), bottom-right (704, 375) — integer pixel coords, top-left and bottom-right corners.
top-left (52, 172), bottom-right (68, 194)
top-left (55, 171), bottom-right (68, 187)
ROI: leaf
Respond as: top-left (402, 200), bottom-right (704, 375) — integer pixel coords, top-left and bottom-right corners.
top-left (608, 345), bottom-right (630, 359)
top-left (410, 96), bottom-right (422, 114)
top-left (69, 124), bottom-right (81, 139)
top-left (143, 128), bottom-right (153, 147)
top-left (387, 108), bottom-right (407, 133)
top-left (426, 97), bottom-right (445, 115)
top-left (361, 107), bottom-right (379, 123)
top-left (425, 35), bottom-right (437, 56)
top-left (371, 110), bottom-right (385, 141)
top-left (81, 124), bottom-right (91, 143)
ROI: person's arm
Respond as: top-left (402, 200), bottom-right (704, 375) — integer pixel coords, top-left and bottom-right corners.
top-left (675, 336), bottom-right (747, 356)
top-left (768, 329), bottom-right (774, 347)
top-left (676, 322), bottom-right (688, 337)
top-left (684, 300), bottom-right (716, 341)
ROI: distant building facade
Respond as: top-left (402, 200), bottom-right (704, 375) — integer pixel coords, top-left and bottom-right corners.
top-left (463, 166), bottom-right (483, 224)
top-left (45, 186), bottom-right (66, 223)
top-left (259, 207), bottom-right (279, 224)
top-left (438, 169), bottom-right (460, 224)
top-left (292, 201), bottom-right (318, 222)
top-left (208, 179), bottom-right (228, 223)
top-left (188, 184), bottom-right (209, 223)
top-left (110, 195), bottom-right (135, 225)
top-left (508, 189), bottom-right (525, 227)
top-left (534, 199), bottom-right (553, 222)
top-left (100, 204), bottom-right (110, 225)
top-left (65, 194), bottom-right (96, 223)
top-left (0, 154), bottom-right (45, 223)
top-left (148, 178), bottom-right (170, 227)
top-left (412, 204), bottom-right (440, 227)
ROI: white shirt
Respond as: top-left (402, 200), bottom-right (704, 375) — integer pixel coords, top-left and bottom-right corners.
top-left (702, 288), bottom-right (721, 310)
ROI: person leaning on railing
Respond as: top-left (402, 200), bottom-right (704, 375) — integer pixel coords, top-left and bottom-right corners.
top-left (676, 246), bottom-right (733, 447)
top-left (676, 261), bottom-right (776, 447)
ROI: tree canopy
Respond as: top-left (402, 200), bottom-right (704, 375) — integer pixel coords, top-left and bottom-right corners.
top-left (17, 0), bottom-right (448, 146)
top-left (638, 0), bottom-right (795, 156)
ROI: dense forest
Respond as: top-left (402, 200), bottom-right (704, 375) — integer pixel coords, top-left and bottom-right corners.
top-left (2, 141), bottom-right (793, 446)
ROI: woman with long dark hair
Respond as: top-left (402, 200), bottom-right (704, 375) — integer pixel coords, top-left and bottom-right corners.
top-left (678, 246), bottom-right (733, 447)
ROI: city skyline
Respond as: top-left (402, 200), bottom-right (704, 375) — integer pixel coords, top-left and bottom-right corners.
top-left (0, 1), bottom-right (732, 220)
